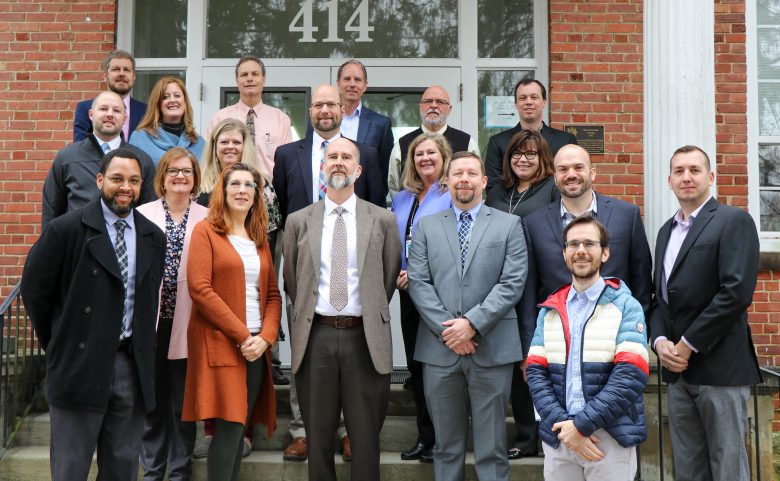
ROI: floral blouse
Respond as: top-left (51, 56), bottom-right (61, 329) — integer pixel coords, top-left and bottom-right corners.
top-left (160, 198), bottom-right (190, 318)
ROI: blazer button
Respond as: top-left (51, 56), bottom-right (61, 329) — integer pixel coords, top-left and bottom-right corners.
top-left (91, 268), bottom-right (99, 276)
top-left (84, 306), bottom-right (92, 314)
top-left (78, 342), bottom-right (86, 349)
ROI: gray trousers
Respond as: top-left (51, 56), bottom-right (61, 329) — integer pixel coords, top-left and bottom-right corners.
top-left (667, 377), bottom-right (750, 481)
top-left (542, 429), bottom-right (636, 481)
top-left (423, 358), bottom-right (513, 481)
top-left (49, 351), bottom-right (144, 481)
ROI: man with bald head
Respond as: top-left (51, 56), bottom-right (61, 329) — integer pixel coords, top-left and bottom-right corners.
top-left (515, 144), bottom-right (652, 459)
top-left (388, 85), bottom-right (480, 197)
top-left (284, 137), bottom-right (401, 481)
top-left (44, 91), bottom-right (156, 229)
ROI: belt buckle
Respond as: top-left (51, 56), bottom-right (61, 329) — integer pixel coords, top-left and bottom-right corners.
top-left (334, 316), bottom-right (348, 329)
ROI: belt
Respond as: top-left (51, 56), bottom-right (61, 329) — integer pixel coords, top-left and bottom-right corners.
top-left (314, 314), bottom-right (363, 328)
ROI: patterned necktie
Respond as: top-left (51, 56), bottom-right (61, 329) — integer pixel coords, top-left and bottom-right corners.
top-left (101, 142), bottom-right (111, 154)
top-left (114, 220), bottom-right (130, 339)
top-left (319, 140), bottom-right (329, 200)
top-left (458, 211), bottom-right (473, 271)
top-left (246, 108), bottom-right (256, 146)
top-left (329, 206), bottom-right (348, 311)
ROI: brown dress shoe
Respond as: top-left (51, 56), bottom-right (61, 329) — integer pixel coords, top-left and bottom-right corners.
top-left (283, 437), bottom-right (308, 461)
top-left (341, 435), bottom-right (352, 462)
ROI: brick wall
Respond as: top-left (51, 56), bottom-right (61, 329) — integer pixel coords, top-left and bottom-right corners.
top-left (0, 1), bottom-right (116, 296)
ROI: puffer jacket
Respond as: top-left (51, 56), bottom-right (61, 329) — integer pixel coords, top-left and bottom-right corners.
top-left (526, 278), bottom-right (649, 448)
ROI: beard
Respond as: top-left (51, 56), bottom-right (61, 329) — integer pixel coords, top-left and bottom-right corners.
top-left (325, 169), bottom-right (358, 191)
top-left (422, 113), bottom-right (445, 128)
top-left (102, 189), bottom-right (137, 216)
top-left (454, 189), bottom-right (475, 205)
top-left (567, 255), bottom-right (601, 281)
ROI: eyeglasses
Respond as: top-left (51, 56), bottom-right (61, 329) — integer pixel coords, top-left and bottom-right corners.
top-left (311, 102), bottom-right (341, 110)
top-left (165, 168), bottom-right (194, 177)
top-left (106, 176), bottom-right (141, 186)
top-left (511, 150), bottom-right (538, 161)
top-left (227, 180), bottom-right (257, 190)
top-left (420, 99), bottom-right (450, 106)
top-left (564, 240), bottom-right (601, 251)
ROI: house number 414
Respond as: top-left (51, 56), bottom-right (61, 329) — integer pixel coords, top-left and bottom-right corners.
top-left (289, 0), bottom-right (375, 43)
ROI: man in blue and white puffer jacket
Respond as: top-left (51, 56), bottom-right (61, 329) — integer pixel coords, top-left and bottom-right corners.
top-left (526, 215), bottom-right (649, 481)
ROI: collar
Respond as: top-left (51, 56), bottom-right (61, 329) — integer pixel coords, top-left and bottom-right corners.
top-left (567, 276), bottom-right (605, 303)
top-left (421, 124), bottom-right (449, 135)
top-left (560, 191), bottom-right (598, 218)
top-left (345, 101), bottom-right (362, 118)
top-left (312, 130), bottom-right (341, 149)
top-left (453, 202), bottom-right (482, 221)
top-left (674, 195), bottom-right (711, 225)
top-left (237, 99), bottom-right (263, 113)
top-left (94, 134), bottom-right (122, 151)
top-left (324, 192), bottom-right (357, 215)
top-left (100, 199), bottom-right (135, 230)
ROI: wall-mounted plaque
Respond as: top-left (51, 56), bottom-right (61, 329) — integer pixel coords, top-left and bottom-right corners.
top-left (564, 125), bottom-right (605, 155)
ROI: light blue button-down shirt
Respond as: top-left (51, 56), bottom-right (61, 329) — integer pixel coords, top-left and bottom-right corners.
top-left (565, 276), bottom-right (605, 415)
top-left (101, 200), bottom-right (137, 339)
top-left (340, 102), bottom-right (361, 141)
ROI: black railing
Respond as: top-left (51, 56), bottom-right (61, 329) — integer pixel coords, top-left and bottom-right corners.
top-left (0, 280), bottom-right (44, 458)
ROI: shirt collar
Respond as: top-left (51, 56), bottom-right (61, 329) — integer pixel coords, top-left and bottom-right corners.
top-left (100, 199), bottom-right (135, 230)
top-left (453, 202), bottom-right (482, 221)
top-left (421, 124), bottom-right (448, 135)
top-left (237, 99), bottom-right (263, 113)
top-left (94, 134), bottom-right (122, 150)
top-left (345, 101), bottom-right (362, 118)
top-left (673, 195), bottom-right (711, 226)
top-left (560, 191), bottom-right (598, 218)
top-left (324, 192), bottom-right (357, 215)
top-left (312, 131), bottom-right (341, 149)
top-left (567, 276), bottom-right (606, 302)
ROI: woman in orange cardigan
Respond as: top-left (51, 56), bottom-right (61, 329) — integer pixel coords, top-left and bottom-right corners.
top-left (183, 162), bottom-right (281, 481)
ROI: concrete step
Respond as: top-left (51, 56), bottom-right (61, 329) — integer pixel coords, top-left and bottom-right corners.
top-left (0, 446), bottom-right (545, 481)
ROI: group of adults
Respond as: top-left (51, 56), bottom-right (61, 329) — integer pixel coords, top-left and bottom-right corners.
top-left (20, 48), bottom-right (762, 481)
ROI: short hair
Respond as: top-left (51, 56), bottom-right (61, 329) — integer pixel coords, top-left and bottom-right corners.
top-left (513, 78), bottom-right (547, 101)
top-left (136, 77), bottom-right (199, 142)
top-left (337, 59), bottom-right (368, 82)
top-left (670, 145), bottom-right (712, 172)
top-left (501, 130), bottom-right (554, 189)
top-left (91, 91), bottom-right (125, 112)
top-left (99, 147), bottom-right (142, 175)
top-left (101, 50), bottom-right (136, 72)
top-left (200, 118), bottom-right (260, 193)
top-left (235, 55), bottom-right (266, 77)
top-left (447, 151), bottom-right (485, 176)
top-left (154, 147), bottom-right (201, 198)
top-left (562, 216), bottom-right (609, 249)
top-left (207, 163), bottom-right (268, 248)
top-left (402, 133), bottom-right (452, 195)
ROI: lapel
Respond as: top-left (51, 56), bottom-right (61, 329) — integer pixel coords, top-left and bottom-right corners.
top-left (654, 218), bottom-right (673, 291)
top-left (440, 209), bottom-right (462, 278)
top-left (595, 193), bottom-right (612, 227)
top-left (542, 202), bottom-right (564, 247)
top-left (133, 210), bottom-right (158, 283)
top-left (355, 199), bottom-right (373, 274)
top-left (462, 206), bottom-right (492, 274)
top-left (357, 108), bottom-right (371, 144)
top-left (83, 201), bottom-right (122, 281)
top-left (668, 197), bottom-right (718, 281)
top-left (307, 201), bottom-right (326, 285)
top-left (296, 138), bottom-right (314, 200)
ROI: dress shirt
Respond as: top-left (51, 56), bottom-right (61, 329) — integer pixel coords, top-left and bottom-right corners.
top-left (565, 277), bottom-right (605, 415)
top-left (101, 200), bottom-right (137, 338)
top-left (561, 191), bottom-right (598, 229)
top-left (206, 100), bottom-right (293, 177)
top-left (315, 194), bottom-right (363, 316)
top-left (452, 202), bottom-right (482, 245)
top-left (340, 101), bottom-right (361, 141)
top-left (94, 134), bottom-right (121, 153)
top-left (310, 130), bottom-right (336, 204)
top-left (228, 235), bottom-right (263, 332)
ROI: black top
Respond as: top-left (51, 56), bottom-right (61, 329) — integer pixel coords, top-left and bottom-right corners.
top-left (398, 125), bottom-right (471, 170)
top-left (484, 176), bottom-right (560, 219)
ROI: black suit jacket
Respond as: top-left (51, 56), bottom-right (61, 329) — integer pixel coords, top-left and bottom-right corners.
top-left (21, 200), bottom-right (165, 412)
top-left (648, 197), bottom-right (762, 385)
top-left (519, 194), bottom-right (652, 355)
top-left (73, 96), bottom-right (148, 143)
top-left (484, 122), bottom-right (577, 191)
top-left (272, 135), bottom-right (387, 224)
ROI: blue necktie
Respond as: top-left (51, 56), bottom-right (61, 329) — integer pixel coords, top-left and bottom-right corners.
top-left (101, 143), bottom-right (111, 154)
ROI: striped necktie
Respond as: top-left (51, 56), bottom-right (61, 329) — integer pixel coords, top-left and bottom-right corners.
top-left (114, 220), bottom-right (130, 340)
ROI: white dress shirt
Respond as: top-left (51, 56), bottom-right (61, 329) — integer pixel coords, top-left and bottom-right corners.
top-left (315, 194), bottom-right (363, 316)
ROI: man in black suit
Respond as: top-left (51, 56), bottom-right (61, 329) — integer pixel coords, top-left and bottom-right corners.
top-left (21, 148), bottom-right (165, 481)
top-left (516, 144), bottom-right (652, 460)
top-left (73, 50), bottom-right (147, 142)
top-left (649, 145), bottom-right (761, 481)
top-left (484, 78), bottom-right (577, 191)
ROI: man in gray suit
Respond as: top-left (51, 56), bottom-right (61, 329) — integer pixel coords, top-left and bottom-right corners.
top-left (407, 151), bottom-right (528, 481)
top-left (283, 137), bottom-right (402, 481)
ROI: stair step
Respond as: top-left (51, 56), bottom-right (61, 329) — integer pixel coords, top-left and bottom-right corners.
top-left (0, 446), bottom-right (544, 481)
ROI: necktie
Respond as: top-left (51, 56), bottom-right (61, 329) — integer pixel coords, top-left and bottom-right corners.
top-left (246, 108), bottom-right (256, 146)
top-left (319, 140), bottom-right (329, 200)
top-left (114, 220), bottom-right (130, 340)
top-left (101, 142), bottom-right (111, 154)
top-left (329, 206), bottom-right (348, 311)
top-left (458, 211), bottom-right (473, 271)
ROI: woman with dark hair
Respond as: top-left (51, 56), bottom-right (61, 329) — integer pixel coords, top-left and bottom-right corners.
top-left (136, 147), bottom-right (207, 480)
top-left (130, 77), bottom-right (205, 165)
top-left (183, 163), bottom-right (281, 481)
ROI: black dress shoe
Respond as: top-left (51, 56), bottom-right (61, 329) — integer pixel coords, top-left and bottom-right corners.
top-left (401, 441), bottom-right (425, 460)
top-left (507, 448), bottom-right (539, 460)
top-left (272, 365), bottom-right (290, 385)
top-left (419, 445), bottom-right (434, 464)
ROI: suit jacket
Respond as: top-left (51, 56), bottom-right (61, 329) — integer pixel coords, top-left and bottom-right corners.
top-left (357, 106), bottom-right (394, 186)
top-left (73, 96), bottom-right (147, 143)
top-left (21, 200), bottom-right (165, 413)
top-left (283, 198), bottom-right (401, 374)
top-left (520, 194), bottom-right (652, 356)
top-left (272, 135), bottom-right (386, 223)
top-left (484, 122), bottom-right (577, 192)
top-left (648, 197), bottom-right (762, 386)
top-left (407, 205), bottom-right (527, 367)
top-left (135, 199), bottom-right (209, 359)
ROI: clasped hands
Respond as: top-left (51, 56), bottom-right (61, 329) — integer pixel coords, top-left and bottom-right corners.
top-left (552, 420), bottom-right (604, 462)
top-left (656, 339), bottom-right (692, 373)
top-left (442, 317), bottom-right (477, 355)
top-left (240, 335), bottom-right (269, 362)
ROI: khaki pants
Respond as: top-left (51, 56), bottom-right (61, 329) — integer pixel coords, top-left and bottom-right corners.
top-left (542, 429), bottom-right (636, 481)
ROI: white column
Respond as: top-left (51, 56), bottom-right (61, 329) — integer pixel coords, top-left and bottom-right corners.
top-left (644, 0), bottom-right (716, 249)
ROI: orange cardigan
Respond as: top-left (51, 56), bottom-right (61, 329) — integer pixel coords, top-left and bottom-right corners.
top-left (182, 220), bottom-right (281, 436)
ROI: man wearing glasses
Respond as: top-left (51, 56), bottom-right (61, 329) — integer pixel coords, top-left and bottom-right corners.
top-left (387, 85), bottom-right (480, 197)
top-left (485, 78), bottom-right (577, 191)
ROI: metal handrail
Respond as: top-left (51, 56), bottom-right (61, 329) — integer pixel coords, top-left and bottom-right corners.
top-left (0, 280), bottom-right (44, 459)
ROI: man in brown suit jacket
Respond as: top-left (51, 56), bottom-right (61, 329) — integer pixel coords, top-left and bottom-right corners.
top-left (283, 137), bottom-right (401, 481)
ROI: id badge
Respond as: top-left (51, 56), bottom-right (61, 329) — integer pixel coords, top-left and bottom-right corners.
top-left (405, 234), bottom-right (413, 260)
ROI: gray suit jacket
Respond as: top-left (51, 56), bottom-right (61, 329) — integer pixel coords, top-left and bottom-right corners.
top-left (283, 197), bottom-right (402, 374)
top-left (407, 205), bottom-right (527, 367)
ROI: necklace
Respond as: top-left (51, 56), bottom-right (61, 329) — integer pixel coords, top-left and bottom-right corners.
top-left (507, 185), bottom-right (530, 215)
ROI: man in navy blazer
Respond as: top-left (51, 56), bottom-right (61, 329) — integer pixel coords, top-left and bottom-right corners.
top-left (73, 51), bottom-right (147, 143)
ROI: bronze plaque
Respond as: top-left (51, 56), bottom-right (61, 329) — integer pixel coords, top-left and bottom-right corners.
top-left (564, 125), bottom-right (604, 155)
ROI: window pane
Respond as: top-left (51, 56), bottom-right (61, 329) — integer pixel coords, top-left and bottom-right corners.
top-left (133, 0), bottom-right (187, 58)
top-left (759, 144), bottom-right (780, 187)
top-left (361, 89), bottom-right (424, 142)
top-left (206, 0), bottom-right (458, 59)
top-left (478, 0), bottom-right (534, 58)
top-left (758, 0), bottom-right (780, 25)
top-left (477, 70), bottom-right (533, 154)
top-left (759, 82), bottom-right (780, 136)
top-left (760, 191), bottom-right (780, 231)
top-left (758, 28), bottom-right (780, 79)
top-left (134, 70), bottom-right (186, 107)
